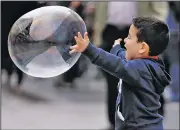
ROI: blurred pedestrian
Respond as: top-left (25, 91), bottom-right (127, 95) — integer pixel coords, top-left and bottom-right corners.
top-left (53, 1), bottom-right (88, 88)
top-left (1, 1), bottom-right (43, 90)
top-left (163, 1), bottom-right (180, 102)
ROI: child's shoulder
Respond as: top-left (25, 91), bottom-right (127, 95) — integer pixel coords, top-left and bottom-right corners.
top-left (130, 58), bottom-right (171, 93)
top-left (129, 58), bottom-right (161, 75)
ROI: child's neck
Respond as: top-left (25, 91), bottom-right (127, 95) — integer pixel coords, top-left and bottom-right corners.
top-left (134, 55), bottom-right (159, 60)
top-left (140, 56), bottom-right (158, 60)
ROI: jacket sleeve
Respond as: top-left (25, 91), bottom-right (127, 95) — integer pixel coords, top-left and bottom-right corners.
top-left (82, 43), bottom-right (140, 85)
top-left (110, 44), bottom-right (126, 59)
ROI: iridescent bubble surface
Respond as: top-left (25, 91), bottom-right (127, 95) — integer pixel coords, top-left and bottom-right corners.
top-left (8, 6), bottom-right (87, 78)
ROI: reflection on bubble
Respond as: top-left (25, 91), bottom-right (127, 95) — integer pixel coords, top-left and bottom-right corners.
top-left (8, 6), bottom-right (86, 78)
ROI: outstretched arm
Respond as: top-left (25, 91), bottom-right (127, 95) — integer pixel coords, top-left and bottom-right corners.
top-left (70, 32), bottom-right (139, 85)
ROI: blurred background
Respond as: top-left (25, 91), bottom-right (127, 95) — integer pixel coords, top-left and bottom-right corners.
top-left (1, 1), bottom-right (179, 130)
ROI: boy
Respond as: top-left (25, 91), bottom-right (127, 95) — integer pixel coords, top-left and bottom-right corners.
top-left (70, 17), bottom-right (171, 130)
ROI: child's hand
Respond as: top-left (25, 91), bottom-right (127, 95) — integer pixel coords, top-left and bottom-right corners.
top-left (69, 32), bottom-right (90, 54)
top-left (113, 38), bottom-right (122, 47)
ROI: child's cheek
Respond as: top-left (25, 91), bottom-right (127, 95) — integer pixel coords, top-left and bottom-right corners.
top-left (125, 41), bottom-right (130, 48)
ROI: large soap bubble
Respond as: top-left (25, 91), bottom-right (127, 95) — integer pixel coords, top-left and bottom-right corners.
top-left (8, 6), bottom-right (87, 78)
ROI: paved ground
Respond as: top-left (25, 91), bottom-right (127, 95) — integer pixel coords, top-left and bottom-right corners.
top-left (1, 65), bottom-right (179, 130)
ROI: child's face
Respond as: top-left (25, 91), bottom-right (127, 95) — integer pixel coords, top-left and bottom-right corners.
top-left (124, 24), bottom-right (148, 60)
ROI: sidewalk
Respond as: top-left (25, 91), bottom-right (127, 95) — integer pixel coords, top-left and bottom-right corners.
top-left (1, 65), bottom-right (179, 129)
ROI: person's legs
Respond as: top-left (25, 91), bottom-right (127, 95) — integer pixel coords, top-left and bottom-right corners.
top-left (60, 60), bottom-right (80, 88)
top-left (6, 59), bottom-right (14, 77)
top-left (8, 64), bottom-right (24, 93)
top-left (15, 66), bottom-right (24, 86)
top-left (3, 58), bottom-right (14, 87)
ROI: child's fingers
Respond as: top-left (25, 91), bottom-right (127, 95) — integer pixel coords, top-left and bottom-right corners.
top-left (113, 38), bottom-right (122, 47)
top-left (69, 49), bottom-right (77, 54)
top-left (78, 32), bottom-right (83, 40)
top-left (74, 36), bottom-right (80, 44)
top-left (114, 38), bottom-right (122, 44)
top-left (119, 38), bottom-right (122, 42)
top-left (84, 32), bottom-right (89, 40)
top-left (70, 45), bottom-right (78, 50)
top-left (115, 38), bottom-right (122, 43)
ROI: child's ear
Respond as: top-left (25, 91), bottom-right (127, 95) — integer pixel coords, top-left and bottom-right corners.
top-left (139, 42), bottom-right (149, 54)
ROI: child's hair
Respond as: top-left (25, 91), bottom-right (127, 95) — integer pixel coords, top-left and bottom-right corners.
top-left (132, 17), bottom-right (170, 56)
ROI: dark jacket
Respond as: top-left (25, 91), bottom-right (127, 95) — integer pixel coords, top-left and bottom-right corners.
top-left (83, 43), bottom-right (171, 130)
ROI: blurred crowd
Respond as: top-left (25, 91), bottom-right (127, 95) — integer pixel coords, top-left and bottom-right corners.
top-left (1, 1), bottom-right (179, 130)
